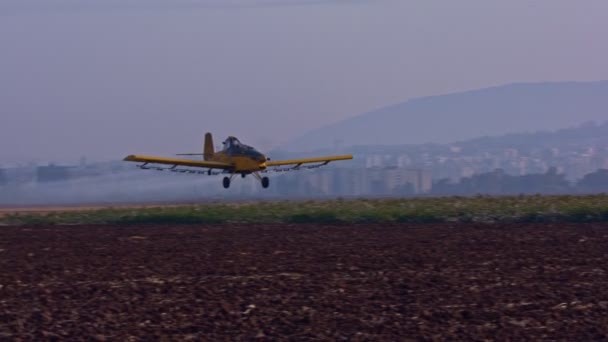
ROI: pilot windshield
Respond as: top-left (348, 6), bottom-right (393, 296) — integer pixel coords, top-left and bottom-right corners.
top-left (222, 137), bottom-right (241, 151)
top-left (222, 137), bottom-right (265, 160)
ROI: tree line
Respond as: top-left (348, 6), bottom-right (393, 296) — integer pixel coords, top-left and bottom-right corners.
top-left (431, 168), bottom-right (608, 195)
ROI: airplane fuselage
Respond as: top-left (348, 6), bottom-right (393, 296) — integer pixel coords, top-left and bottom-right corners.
top-left (207, 135), bottom-right (268, 173)
top-left (211, 152), bottom-right (267, 173)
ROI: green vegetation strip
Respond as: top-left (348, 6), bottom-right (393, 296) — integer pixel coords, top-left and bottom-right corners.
top-left (2, 195), bottom-right (608, 226)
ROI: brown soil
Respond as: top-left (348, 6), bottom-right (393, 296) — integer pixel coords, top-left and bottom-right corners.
top-left (1, 223), bottom-right (608, 340)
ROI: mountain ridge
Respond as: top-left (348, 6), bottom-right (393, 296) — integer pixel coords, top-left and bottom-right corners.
top-left (284, 80), bottom-right (608, 151)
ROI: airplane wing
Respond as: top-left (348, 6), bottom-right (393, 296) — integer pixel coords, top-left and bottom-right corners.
top-left (265, 154), bottom-right (353, 170)
top-left (123, 155), bottom-right (232, 169)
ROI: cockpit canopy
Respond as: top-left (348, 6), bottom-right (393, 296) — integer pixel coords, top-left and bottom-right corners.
top-left (222, 136), bottom-right (242, 150)
top-left (222, 136), bottom-right (266, 161)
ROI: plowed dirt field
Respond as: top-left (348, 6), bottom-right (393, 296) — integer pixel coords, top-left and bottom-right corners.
top-left (2, 223), bottom-right (608, 340)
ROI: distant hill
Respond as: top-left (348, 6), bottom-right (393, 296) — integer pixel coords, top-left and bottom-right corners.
top-left (452, 120), bottom-right (608, 152)
top-left (284, 81), bottom-right (608, 151)
top-left (286, 121), bottom-right (608, 162)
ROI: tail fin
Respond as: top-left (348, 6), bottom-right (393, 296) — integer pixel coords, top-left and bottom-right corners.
top-left (204, 133), bottom-right (214, 160)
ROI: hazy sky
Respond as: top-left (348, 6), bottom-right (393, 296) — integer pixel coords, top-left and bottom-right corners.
top-left (1, 0), bottom-right (607, 164)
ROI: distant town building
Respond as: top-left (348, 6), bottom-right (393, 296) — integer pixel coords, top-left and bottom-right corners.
top-left (366, 168), bottom-right (388, 195)
top-left (396, 155), bottom-right (411, 167)
top-left (503, 148), bottom-right (519, 160)
top-left (7, 166), bottom-right (36, 184)
top-left (383, 168), bottom-right (432, 194)
top-left (366, 155), bottom-right (384, 168)
top-left (414, 169), bottom-right (433, 194)
top-left (460, 166), bottom-right (475, 179)
top-left (36, 165), bottom-right (73, 183)
top-left (449, 146), bottom-right (462, 153)
top-left (333, 168), bottom-right (368, 196)
top-left (307, 171), bottom-right (332, 195)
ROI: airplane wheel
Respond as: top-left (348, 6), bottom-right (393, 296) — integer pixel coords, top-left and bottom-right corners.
top-left (261, 177), bottom-right (270, 189)
top-left (241, 173), bottom-right (246, 178)
top-left (223, 177), bottom-right (231, 189)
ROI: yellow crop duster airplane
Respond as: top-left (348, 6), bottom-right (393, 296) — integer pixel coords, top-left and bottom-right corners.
top-left (124, 133), bottom-right (353, 189)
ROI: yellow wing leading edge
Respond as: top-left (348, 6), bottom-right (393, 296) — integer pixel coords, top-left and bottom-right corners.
top-left (266, 155), bottom-right (353, 168)
top-left (123, 155), bottom-right (232, 169)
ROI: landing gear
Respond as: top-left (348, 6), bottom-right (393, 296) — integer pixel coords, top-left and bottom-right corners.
top-left (222, 172), bottom-right (269, 189)
top-left (251, 172), bottom-right (270, 189)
